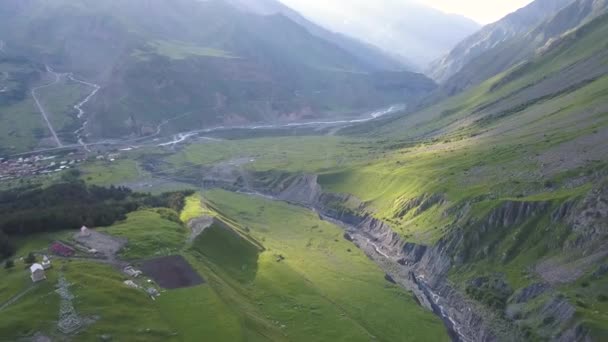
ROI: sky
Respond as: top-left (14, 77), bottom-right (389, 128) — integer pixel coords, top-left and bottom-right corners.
top-left (419, 0), bottom-right (535, 24)
top-left (280, 0), bottom-right (536, 24)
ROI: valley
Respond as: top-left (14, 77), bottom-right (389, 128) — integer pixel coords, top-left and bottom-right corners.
top-left (0, 0), bottom-right (607, 341)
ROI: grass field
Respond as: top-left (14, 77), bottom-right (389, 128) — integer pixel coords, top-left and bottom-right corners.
top-left (0, 97), bottom-right (48, 154)
top-left (0, 192), bottom-right (449, 341)
top-left (199, 190), bottom-right (448, 341)
top-left (80, 159), bottom-right (143, 186)
top-left (35, 76), bottom-right (91, 138)
top-left (135, 40), bottom-right (238, 60)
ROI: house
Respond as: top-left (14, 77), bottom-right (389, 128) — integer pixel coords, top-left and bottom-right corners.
top-left (123, 280), bottom-right (139, 289)
top-left (41, 255), bottom-right (51, 270)
top-left (79, 226), bottom-right (91, 237)
top-left (30, 263), bottom-right (46, 282)
top-left (123, 266), bottom-right (143, 278)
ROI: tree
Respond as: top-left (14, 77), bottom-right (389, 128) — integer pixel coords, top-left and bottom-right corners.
top-left (25, 252), bottom-right (36, 264)
top-left (4, 259), bottom-right (14, 269)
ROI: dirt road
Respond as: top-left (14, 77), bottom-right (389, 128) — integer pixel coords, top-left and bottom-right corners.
top-left (31, 66), bottom-right (63, 147)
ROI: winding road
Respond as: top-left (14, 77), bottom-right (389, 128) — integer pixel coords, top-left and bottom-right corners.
top-left (31, 66), bottom-right (63, 147)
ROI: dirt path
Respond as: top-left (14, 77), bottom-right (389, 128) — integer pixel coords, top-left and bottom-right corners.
top-left (31, 66), bottom-right (63, 147)
top-left (0, 283), bottom-right (37, 312)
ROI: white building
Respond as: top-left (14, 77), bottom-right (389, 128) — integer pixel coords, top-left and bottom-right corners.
top-left (123, 266), bottom-right (143, 278)
top-left (79, 226), bottom-right (91, 237)
top-left (30, 263), bottom-right (46, 282)
top-left (41, 255), bottom-right (51, 270)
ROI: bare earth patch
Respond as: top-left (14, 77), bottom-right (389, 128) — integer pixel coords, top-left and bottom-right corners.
top-left (187, 216), bottom-right (214, 243)
top-left (73, 230), bottom-right (127, 260)
top-left (537, 126), bottom-right (608, 176)
top-left (140, 255), bottom-right (204, 289)
top-left (536, 248), bottom-right (608, 285)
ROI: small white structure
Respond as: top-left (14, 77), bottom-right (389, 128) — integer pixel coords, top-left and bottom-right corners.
top-left (41, 255), bottom-right (52, 270)
top-left (123, 266), bottom-right (143, 278)
top-left (30, 263), bottom-right (47, 283)
top-left (123, 280), bottom-right (139, 289)
top-left (79, 226), bottom-right (91, 237)
top-left (146, 287), bottom-right (160, 297)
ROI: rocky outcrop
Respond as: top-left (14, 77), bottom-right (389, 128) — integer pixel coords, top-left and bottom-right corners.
top-left (201, 172), bottom-right (601, 341)
top-left (275, 174), bottom-right (322, 206)
top-left (485, 200), bottom-right (551, 229)
top-left (394, 193), bottom-right (446, 218)
top-left (510, 283), bottom-right (550, 304)
top-left (566, 185), bottom-right (608, 249)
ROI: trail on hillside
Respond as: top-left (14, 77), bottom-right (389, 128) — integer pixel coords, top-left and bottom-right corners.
top-left (31, 66), bottom-right (63, 147)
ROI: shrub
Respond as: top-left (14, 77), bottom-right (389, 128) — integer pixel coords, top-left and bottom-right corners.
top-left (4, 259), bottom-right (14, 269)
top-left (24, 252), bottom-right (36, 264)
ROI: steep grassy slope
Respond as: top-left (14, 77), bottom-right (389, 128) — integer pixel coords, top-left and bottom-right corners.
top-left (430, 0), bottom-right (607, 95)
top-left (0, 193), bottom-right (447, 341)
top-left (146, 14), bottom-right (608, 340)
top-left (0, 57), bottom-right (45, 154)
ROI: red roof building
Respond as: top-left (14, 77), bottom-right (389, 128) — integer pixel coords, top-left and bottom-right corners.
top-left (49, 242), bottom-right (75, 257)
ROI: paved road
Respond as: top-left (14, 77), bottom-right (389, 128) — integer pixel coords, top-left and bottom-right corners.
top-left (31, 66), bottom-right (63, 147)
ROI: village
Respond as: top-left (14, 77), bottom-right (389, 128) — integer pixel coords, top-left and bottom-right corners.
top-left (26, 226), bottom-right (161, 298)
top-left (0, 151), bottom-right (122, 182)
top-left (1, 225), bottom-right (166, 334)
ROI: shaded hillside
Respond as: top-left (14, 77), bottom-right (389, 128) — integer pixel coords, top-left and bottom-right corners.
top-left (277, 0), bottom-right (480, 70)
top-left (0, 0), bottom-right (435, 139)
top-left (226, 0), bottom-right (406, 71)
top-left (428, 0), bottom-right (608, 93)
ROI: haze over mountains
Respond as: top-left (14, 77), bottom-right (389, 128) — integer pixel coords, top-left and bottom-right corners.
top-left (278, 0), bottom-right (481, 70)
top-left (0, 0), bottom-right (436, 142)
top-left (1, 1), bottom-right (608, 340)
top-left (429, 0), bottom-right (608, 92)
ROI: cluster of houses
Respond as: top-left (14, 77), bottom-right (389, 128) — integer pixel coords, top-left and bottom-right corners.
top-left (0, 154), bottom-right (85, 181)
top-left (29, 256), bottom-right (52, 282)
top-left (29, 227), bottom-right (88, 283)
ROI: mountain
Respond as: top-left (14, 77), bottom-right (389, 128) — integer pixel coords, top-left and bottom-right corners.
top-left (0, 0), bottom-right (435, 141)
top-left (429, 0), bottom-right (608, 90)
top-left (333, 11), bottom-right (608, 340)
top-left (277, 0), bottom-right (481, 70)
top-left (226, 0), bottom-right (407, 71)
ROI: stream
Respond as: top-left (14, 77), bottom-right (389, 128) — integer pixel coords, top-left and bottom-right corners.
top-left (222, 187), bottom-right (467, 342)
top-left (69, 74), bottom-right (101, 152)
top-left (157, 104), bottom-right (405, 146)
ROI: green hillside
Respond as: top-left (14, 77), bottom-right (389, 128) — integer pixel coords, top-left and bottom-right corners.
top-left (0, 0), bottom-right (435, 140)
top-left (146, 13), bottom-right (608, 340)
top-left (1, 1), bottom-right (608, 341)
top-left (0, 193), bottom-right (447, 341)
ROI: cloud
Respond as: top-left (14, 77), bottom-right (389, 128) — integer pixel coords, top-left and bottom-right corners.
top-left (280, 0), bottom-right (535, 24)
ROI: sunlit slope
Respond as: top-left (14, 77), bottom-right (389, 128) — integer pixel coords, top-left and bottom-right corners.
top-left (0, 194), bottom-right (447, 341)
top-left (152, 15), bottom-right (608, 339)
